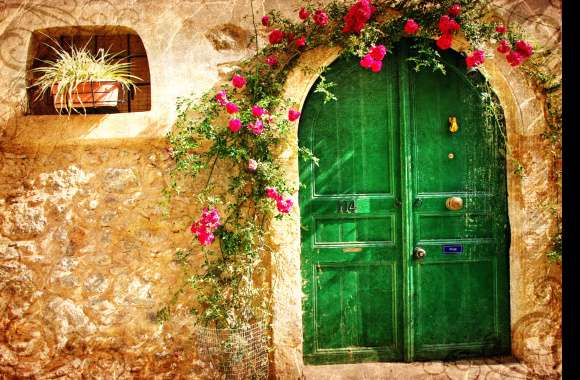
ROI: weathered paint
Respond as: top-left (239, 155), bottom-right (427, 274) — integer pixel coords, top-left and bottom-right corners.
top-left (299, 41), bottom-right (510, 364)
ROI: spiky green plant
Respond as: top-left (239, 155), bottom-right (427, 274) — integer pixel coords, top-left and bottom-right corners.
top-left (30, 39), bottom-right (141, 114)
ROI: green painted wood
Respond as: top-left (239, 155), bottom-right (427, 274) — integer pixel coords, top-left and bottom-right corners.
top-left (299, 54), bottom-right (404, 365)
top-left (299, 40), bottom-right (510, 365)
top-left (408, 43), bottom-right (510, 360)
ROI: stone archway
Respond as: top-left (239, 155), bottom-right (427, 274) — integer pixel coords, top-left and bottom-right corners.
top-left (268, 39), bottom-right (554, 378)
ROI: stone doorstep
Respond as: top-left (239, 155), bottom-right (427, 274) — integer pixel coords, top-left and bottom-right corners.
top-left (303, 356), bottom-right (533, 380)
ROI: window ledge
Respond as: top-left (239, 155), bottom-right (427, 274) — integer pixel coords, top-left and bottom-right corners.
top-left (5, 110), bottom-right (173, 147)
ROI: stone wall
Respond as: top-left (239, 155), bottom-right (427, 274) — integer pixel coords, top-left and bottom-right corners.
top-left (0, 0), bottom-right (561, 379)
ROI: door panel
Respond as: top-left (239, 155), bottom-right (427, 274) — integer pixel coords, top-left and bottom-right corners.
top-left (300, 55), bottom-right (403, 364)
top-left (299, 40), bottom-right (510, 364)
top-left (408, 49), bottom-right (510, 360)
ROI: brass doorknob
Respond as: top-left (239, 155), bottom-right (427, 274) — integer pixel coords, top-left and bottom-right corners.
top-left (446, 196), bottom-right (464, 211)
top-left (413, 247), bottom-right (427, 259)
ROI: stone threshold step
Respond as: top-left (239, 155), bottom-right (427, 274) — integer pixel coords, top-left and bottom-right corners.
top-left (302, 356), bottom-right (544, 380)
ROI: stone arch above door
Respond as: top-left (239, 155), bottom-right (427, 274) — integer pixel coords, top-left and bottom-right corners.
top-left (268, 38), bottom-right (559, 378)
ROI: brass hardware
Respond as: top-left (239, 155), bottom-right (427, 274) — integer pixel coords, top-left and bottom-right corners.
top-left (448, 152), bottom-right (455, 159)
top-left (446, 196), bottom-right (464, 211)
top-left (449, 116), bottom-right (459, 134)
top-left (343, 247), bottom-right (363, 253)
top-left (413, 246), bottom-right (427, 259)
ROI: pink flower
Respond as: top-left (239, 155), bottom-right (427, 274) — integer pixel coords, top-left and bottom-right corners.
top-left (225, 102), bottom-right (239, 114)
top-left (190, 208), bottom-right (220, 246)
top-left (439, 15), bottom-right (460, 34)
top-left (266, 55), bottom-right (278, 66)
top-left (299, 7), bottom-right (310, 20)
top-left (342, 0), bottom-right (375, 34)
top-left (497, 39), bottom-right (511, 54)
top-left (404, 19), bottom-right (419, 35)
top-left (248, 119), bottom-right (264, 135)
top-left (359, 54), bottom-right (374, 68)
top-left (436, 33), bottom-right (453, 50)
top-left (288, 108), bottom-right (301, 121)
top-left (295, 35), bottom-right (306, 48)
top-left (371, 60), bottom-right (382, 73)
top-left (261, 15), bottom-right (270, 27)
top-left (228, 118), bottom-right (242, 132)
top-left (200, 208), bottom-right (220, 227)
top-left (466, 49), bottom-right (485, 68)
top-left (313, 9), bottom-right (329, 26)
top-left (496, 24), bottom-right (507, 34)
top-left (269, 29), bottom-right (285, 44)
top-left (266, 187), bottom-right (282, 201)
top-left (515, 40), bottom-right (533, 58)
top-left (232, 74), bottom-right (246, 89)
top-left (197, 230), bottom-right (215, 246)
top-left (370, 45), bottom-right (387, 61)
top-left (215, 90), bottom-right (228, 106)
top-left (448, 3), bottom-right (461, 17)
top-left (276, 198), bottom-right (293, 213)
top-left (506, 50), bottom-right (524, 66)
top-left (247, 159), bottom-right (258, 172)
top-left (252, 105), bottom-right (265, 117)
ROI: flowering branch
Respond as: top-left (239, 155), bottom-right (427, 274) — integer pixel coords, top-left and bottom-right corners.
top-left (165, 0), bottom-right (535, 329)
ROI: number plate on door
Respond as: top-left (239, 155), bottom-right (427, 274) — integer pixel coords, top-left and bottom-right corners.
top-left (337, 199), bottom-right (356, 213)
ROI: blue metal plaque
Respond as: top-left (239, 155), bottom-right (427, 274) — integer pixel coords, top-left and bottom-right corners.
top-left (442, 244), bottom-right (463, 254)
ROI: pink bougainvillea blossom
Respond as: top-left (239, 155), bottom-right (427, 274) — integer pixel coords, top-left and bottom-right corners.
top-left (506, 50), bottom-right (525, 66)
top-left (215, 90), bottom-right (228, 106)
top-left (359, 54), bottom-right (374, 68)
top-left (266, 55), bottom-right (278, 66)
top-left (299, 7), bottom-right (310, 20)
top-left (448, 3), bottom-right (461, 17)
top-left (504, 40), bottom-right (533, 66)
top-left (252, 105), bottom-right (265, 117)
top-left (439, 15), bottom-right (460, 34)
top-left (261, 15), bottom-right (270, 27)
top-left (497, 39), bottom-right (511, 54)
top-left (266, 187), bottom-right (282, 201)
top-left (404, 19), bottom-right (419, 35)
top-left (232, 74), bottom-right (246, 89)
top-left (436, 33), bottom-right (453, 50)
top-left (190, 208), bottom-right (221, 246)
top-left (515, 40), bottom-right (533, 58)
top-left (360, 45), bottom-right (387, 73)
top-left (225, 102), bottom-right (239, 114)
top-left (269, 29), bottom-right (285, 44)
top-left (247, 159), bottom-right (258, 172)
top-left (276, 198), bottom-right (293, 213)
top-left (342, 0), bottom-right (375, 34)
top-left (466, 49), bottom-right (485, 68)
top-left (288, 108), bottom-right (301, 121)
top-left (248, 119), bottom-right (264, 135)
top-left (228, 118), bottom-right (242, 132)
top-left (495, 24), bottom-right (507, 33)
top-left (371, 60), bottom-right (383, 73)
top-left (313, 9), bottom-right (329, 26)
top-left (295, 35), bottom-right (306, 48)
top-left (265, 187), bottom-right (293, 214)
top-left (370, 45), bottom-right (387, 61)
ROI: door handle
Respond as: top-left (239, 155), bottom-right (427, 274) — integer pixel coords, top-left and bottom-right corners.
top-left (413, 246), bottom-right (427, 259)
top-left (413, 198), bottom-right (423, 208)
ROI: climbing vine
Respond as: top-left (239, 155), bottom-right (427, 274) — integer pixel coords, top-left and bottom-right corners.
top-left (160, 0), bottom-right (538, 328)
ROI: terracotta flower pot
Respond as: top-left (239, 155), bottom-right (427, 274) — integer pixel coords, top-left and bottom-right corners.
top-left (51, 80), bottom-right (121, 110)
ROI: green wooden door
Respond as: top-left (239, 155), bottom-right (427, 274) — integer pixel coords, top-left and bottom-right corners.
top-left (299, 41), bottom-right (510, 364)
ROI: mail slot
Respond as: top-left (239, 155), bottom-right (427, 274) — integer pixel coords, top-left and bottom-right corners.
top-left (442, 244), bottom-right (463, 254)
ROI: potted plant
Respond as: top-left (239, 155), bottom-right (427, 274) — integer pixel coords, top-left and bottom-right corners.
top-left (30, 41), bottom-right (140, 114)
